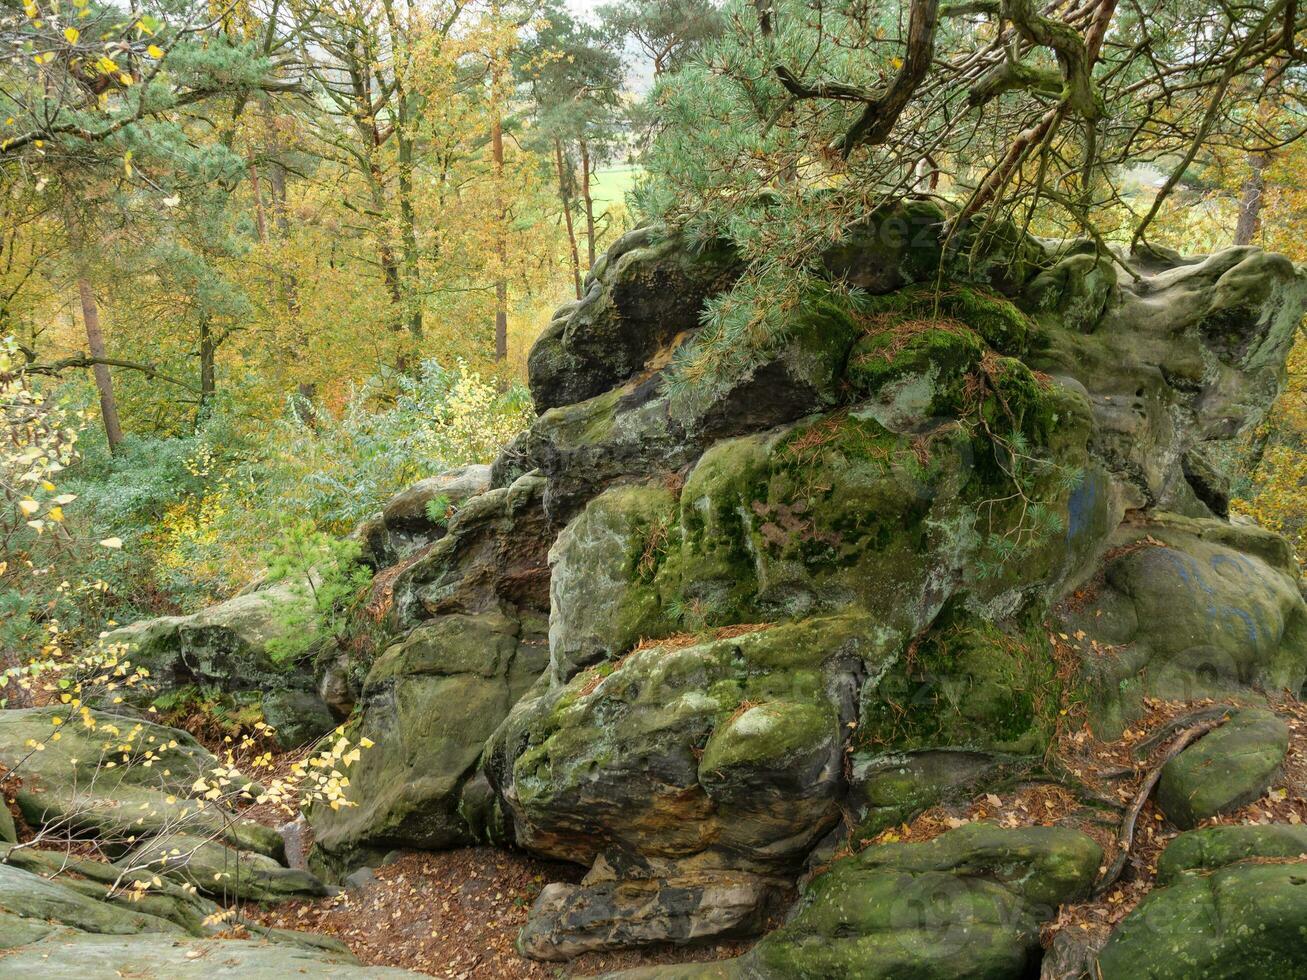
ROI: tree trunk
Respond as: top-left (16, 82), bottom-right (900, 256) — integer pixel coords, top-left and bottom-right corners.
top-left (491, 68), bottom-right (508, 361)
top-left (555, 139), bottom-right (583, 300)
top-left (293, 382), bottom-right (318, 430)
top-left (248, 159), bottom-right (268, 243)
top-left (76, 275), bottom-right (123, 451)
top-left (397, 125), bottom-right (422, 338)
top-left (198, 315), bottom-right (216, 418)
top-left (1235, 152), bottom-right (1267, 246)
top-left (580, 138), bottom-right (597, 271)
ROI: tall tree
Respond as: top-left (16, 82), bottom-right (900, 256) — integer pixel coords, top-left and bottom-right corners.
top-left (521, 4), bottom-right (623, 289)
top-left (637, 0), bottom-right (1307, 391)
top-left (599, 0), bottom-right (724, 77)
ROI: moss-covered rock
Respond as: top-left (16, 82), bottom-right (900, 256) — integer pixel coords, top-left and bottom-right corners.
top-left (121, 832), bottom-right (331, 904)
top-left (391, 472), bottom-right (552, 629)
top-left (1156, 707), bottom-right (1289, 829)
top-left (858, 611), bottom-right (1068, 757)
top-left (1096, 862), bottom-right (1307, 979)
top-left (528, 226), bottom-right (741, 413)
top-left (615, 824), bottom-right (1101, 979)
top-left (0, 932), bottom-right (420, 977)
top-left (1156, 824), bottom-right (1307, 884)
top-left (354, 463), bottom-right (493, 567)
top-left (310, 610), bottom-right (548, 868)
top-left (489, 614), bottom-right (878, 876)
top-left (100, 582), bottom-right (338, 750)
top-left (1061, 515), bottom-right (1307, 736)
top-left (0, 707), bottom-right (281, 858)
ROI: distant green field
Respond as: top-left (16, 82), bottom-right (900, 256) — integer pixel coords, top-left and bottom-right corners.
top-left (589, 165), bottom-right (643, 209)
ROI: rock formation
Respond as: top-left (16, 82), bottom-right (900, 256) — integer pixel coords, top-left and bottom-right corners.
top-left (53, 202), bottom-right (1307, 975)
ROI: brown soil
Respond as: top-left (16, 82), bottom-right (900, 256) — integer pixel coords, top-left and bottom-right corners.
top-left (248, 847), bottom-right (751, 978)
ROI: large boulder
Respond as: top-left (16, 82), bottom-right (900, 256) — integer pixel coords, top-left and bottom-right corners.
top-left (309, 471), bottom-right (555, 868)
top-left (100, 581), bottom-right (337, 749)
top-left (309, 610), bottom-right (548, 867)
top-left (1096, 862), bottom-right (1307, 978)
top-left (1060, 518), bottom-right (1307, 734)
top-left (389, 472), bottom-right (552, 629)
top-left (610, 824), bottom-right (1102, 979)
top-left (1156, 707), bottom-right (1290, 829)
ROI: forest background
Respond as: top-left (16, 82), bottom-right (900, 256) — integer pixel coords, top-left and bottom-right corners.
top-left (1, 0), bottom-right (1305, 669)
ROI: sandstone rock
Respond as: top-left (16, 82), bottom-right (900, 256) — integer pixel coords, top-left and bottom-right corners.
top-left (310, 610), bottom-right (549, 866)
top-left (1096, 862), bottom-right (1307, 978)
top-left (86, 206), bottom-right (1307, 970)
top-left (1156, 707), bottom-right (1289, 829)
top-left (0, 932), bottom-right (420, 977)
top-left (1156, 823), bottom-right (1307, 884)
top-left (2, 842), bottom-right (227, 935)
top-left (356, 464), bottom-right (493, 567)
top-left (0, 707), bottom-right (282, 858)
top-left (519, 870), bottom-right (782, 961)
top-left (607, 824), bottom-right (1101, 978)
top-left (121, 832), bottom-right (331, 903)
top-left (1061, 516), bottom-right (1307, 735)
top-left (1030, 246), bottom-right (1307, 517)
top-left (390, 472), bottom-right (552, 629)
top-left (527, 227), bottom-right (741, 413)
top-left (0, 862), bottom-right (186, 937)
top-left (100, 582), bottom-right (337, 749)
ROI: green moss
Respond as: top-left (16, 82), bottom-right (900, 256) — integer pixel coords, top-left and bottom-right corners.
top-left (535, 385), bottom-right (623, 447)
top-left (857, 284), bottom-right (1037, 357)
top-left (859, 609), bottom-right (1068, 755)
top-left (698, 699), bottom-right (835, 778)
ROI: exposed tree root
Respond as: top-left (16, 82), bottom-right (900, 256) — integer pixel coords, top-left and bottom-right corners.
top-left (1093, 714), bottom-right (1229, 897)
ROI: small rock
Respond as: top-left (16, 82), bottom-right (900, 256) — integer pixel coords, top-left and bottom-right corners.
top-left (344, 866), bottom-right (377, 893)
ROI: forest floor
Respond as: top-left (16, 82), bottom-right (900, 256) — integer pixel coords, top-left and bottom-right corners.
top-left (861, 690), bottom-right (1307, 954)
top-left (247, 846), bottom-right (750, 978)
top-left (235, 690), bottom-right (1307, 977)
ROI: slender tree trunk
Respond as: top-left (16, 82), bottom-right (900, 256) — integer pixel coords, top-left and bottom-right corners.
top-left (198, 315), bottom-right (216, 417)
top-left (248, 159), bottom-right (268, 243)
top-left (555, 139), bottom-right (582, 299)
top-left (75, 274), bottom-right (123, 451)
top-left (293, 381), bottom-right (318, 430)
top-left (368, 166), bottom-right (405, 320)
top-left (580, 138), bottom-right (597, 270)
top-left (491, 63), bottom-right (508, 362)
top-left (1235, 152), bottom-right (1267, 246)
top-left (397, 126), bottom-right (422, 338)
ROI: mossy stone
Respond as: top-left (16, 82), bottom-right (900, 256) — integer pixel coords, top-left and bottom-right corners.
top-left (1156, 707), bottom-right (1289, 829)
top-left (1157, 824), bottom-right (1307, 884)
top-left (1096, 863), bottom-right (1307, 979)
